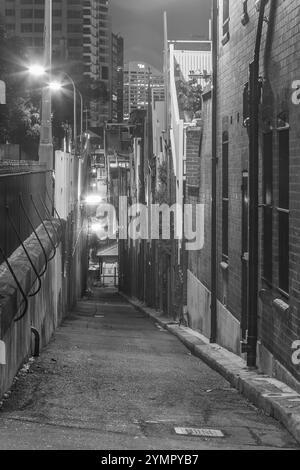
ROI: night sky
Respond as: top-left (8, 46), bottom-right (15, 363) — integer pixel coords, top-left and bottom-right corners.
top-left (111, 0), bottom-right (211, 71)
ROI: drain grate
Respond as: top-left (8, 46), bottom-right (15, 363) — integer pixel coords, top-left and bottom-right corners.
top-left (262, 392), bottom-right (300, 399)
top-left (94, 315), bottom-right (105, 318)
top-left (175, 427), bottom-right (225, 438)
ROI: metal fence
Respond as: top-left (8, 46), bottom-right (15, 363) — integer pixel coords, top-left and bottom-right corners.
top-left (0, 161), bottom-right (50, 264)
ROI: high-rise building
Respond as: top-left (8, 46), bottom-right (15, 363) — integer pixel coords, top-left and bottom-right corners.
top-left (123, 62), bottom-right (165, 121)
top-left (111, 33), bottom-right (124, 123)
top-left (0, 0), bottom-right (84, 81)
top-left (0, 0), bottom-right (112, 128)
top-left (82, 0), bottom-right (111, 127)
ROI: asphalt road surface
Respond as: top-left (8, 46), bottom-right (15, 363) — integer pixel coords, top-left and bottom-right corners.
top-left (0, 288), bottom-right (298, 450)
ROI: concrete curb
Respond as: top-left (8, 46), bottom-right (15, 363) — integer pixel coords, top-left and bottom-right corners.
top-left (121, 293), bottom-right (300, 444)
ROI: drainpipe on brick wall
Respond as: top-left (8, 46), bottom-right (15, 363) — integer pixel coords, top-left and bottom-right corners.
top-left (264, 0), bottom-right (277, 76)
top-left (210, 0), bottom-right (218, 343)
top-left (246, 0), bottom-right (267, 368)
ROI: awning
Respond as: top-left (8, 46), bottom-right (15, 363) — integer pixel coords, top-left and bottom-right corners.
top-left (96, 243), bottom-right (118, 263)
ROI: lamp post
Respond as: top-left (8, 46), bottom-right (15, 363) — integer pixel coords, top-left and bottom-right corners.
top-left (29, 65), bottom-right (83, 157)
top-left (64, 73), bottom-right (76, 150)
top-left (39, 0), bottom-right (53, 170)
top-left (50, 73), bottom-right (83, 152)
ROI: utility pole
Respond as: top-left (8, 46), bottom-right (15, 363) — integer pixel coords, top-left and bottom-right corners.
top-left (39, 0), bottom-right (53, 170)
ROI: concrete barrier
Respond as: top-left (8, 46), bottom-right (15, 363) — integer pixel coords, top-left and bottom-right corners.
top-left (0, 220), bottom-right (67, 397)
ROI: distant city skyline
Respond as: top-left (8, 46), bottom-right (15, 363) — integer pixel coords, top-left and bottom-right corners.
top-left (111, 0), bottom-right (211, 71)
top-left (123, 61), bottom-right (165, 120)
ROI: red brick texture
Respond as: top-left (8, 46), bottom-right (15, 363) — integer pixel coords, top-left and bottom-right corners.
top-left (189, 0), bottom-right (300, 381)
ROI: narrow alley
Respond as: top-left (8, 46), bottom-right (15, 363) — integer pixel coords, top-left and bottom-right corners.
top-left (0, 288), bottom-right (297, 450)
top-left (2, 0), bottom-right (300, 455)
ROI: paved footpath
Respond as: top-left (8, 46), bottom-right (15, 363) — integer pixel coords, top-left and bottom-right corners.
top-left (0, 288), bottom-right (299, 450)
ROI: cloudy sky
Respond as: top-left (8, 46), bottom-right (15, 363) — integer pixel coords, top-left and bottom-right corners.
top-left (110, 0), bottom-right (211, 71)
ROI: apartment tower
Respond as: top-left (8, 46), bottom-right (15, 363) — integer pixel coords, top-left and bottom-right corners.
top-left (0, 0), bottom-right (113, 128)
top-left (123, 61), bottom-right (165, 121)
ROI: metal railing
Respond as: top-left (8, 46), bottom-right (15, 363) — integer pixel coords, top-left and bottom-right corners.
top-left (0, 162), bottom-right (50, 264)
top-left (0, 161), bottom-right (63, 322)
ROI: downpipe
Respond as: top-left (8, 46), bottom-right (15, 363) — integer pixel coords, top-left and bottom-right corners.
top-left (210, 0), bottom-right (218, 343)
top-left (246, 0), bottom-right (268, 367)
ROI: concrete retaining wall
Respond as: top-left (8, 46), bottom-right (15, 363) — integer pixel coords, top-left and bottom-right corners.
top-left (216, 302), bottom-right (241, 355)
top-left (187, 269), bottom-right (241, 355)
top-left (187, 270), bottom-right (211, 338)
top-left (0, 220), bottom-right (67, 397)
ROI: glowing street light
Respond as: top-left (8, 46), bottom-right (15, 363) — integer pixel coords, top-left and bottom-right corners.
top-left (91, 222), bottom-right (104, 233)
top-left (85, 194), bottom-right (103, 205)
top-left (49, 81), bottom-right (62, 91)
top-left (26, 2), bottom-right (53, 170)
top-left (28, 64), bottom-right (46, 77)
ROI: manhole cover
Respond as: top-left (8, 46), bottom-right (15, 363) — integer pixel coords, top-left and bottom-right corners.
top-left (175, 427), bottom-right (224, 438)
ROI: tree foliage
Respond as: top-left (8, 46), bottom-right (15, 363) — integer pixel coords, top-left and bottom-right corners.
top-left (0, 18), bottom-right (40, 157)
top-left (8, 98), bottom-right (40, 153)
top-left (176, 78), bottom-right (203, 120)
top-left (155, 160), bottom-right (169, 204)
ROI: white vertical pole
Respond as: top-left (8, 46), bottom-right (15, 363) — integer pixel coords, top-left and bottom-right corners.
top-left (163, 12), bottom-right (169, 133)
top-left (39, 0), bottom-right (53, 170)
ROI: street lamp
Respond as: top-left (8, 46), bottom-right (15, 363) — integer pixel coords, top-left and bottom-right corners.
top-left (40, 0), bottom-right (52, 170)
top-left (49, 73), bottom-right (83, 152)
top-left (64, 72), bottom-right (83, 148)
top-left (28, 63), bottom-right (53, 169)
top-left (28, 64), bottom-right (46, 77)
top-left (27, 5), bottom-right (52, 171)
top-left (48, 81), bottom-right (62, 92)
top-left (28, 62), bottom-right (84, 158)
top-left (85, 194), bottom-right (103, 205)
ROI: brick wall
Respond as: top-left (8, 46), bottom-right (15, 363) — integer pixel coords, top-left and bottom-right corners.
top-left (215, 0), bottom-right (300, 380)
top-left (187, 92), bottom-right (212, 291)
top-left (186, 0), bottom-right (300, 380)
top-left (185, 127), bottom-right (202, 188)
